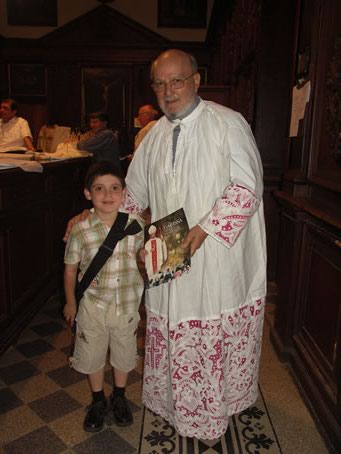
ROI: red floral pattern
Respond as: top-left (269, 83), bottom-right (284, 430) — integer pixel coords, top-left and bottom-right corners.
top-left (122, 190), bottom-right (143, 214)
top-left (142, 298), bottom-right (265, 439)
top-left (200, 184), bottom-right (260, 247)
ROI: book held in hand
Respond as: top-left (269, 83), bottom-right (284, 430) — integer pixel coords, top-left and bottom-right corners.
top-left (144, 208), bottom-right (191, 288)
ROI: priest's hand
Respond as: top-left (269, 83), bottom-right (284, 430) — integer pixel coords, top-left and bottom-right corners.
top-left (182, 225), bottom-right (208, 257)
top-left (63, 209), bottom-right (91, 242)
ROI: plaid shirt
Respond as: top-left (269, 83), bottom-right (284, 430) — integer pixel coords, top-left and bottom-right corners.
top-left (64, 212), bottom-right (144, 315)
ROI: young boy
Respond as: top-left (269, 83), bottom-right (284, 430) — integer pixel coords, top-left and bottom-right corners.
top-left (63, 161), bottom-right (144, 432)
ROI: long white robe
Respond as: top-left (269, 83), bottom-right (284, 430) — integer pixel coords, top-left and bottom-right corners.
top-left (125, 99), bottom-right (267, 439)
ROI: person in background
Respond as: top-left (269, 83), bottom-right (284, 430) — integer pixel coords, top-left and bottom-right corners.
top-left (63, 161), bottom-right (144, 433)
top-left (77, 112), bottom-right (120, 167)
top-left (0, 98), bottom-right (35, 153)
top-left (134, 104), bottom-right (158, 151)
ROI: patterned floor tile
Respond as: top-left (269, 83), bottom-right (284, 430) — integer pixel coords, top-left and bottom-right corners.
top-left (0, 347), bottom-right (26, 367)
top-left (47, 329), bottom-right (73, 349)
top-left (31, 312), bottom-right (56, 324)
top-left (10, 373), bottom-right (60, 404)
top-left (31, 349), bottom-right (69, 373)
top-left (3, 426), bottom-right (67, 453)
top-left (49, 407), bottom-right (93, 447)
top-left (16, 339), bottom-right (55, 358)
top-left (125, 381), bottom-right (143, 409)
top-left (15, 328), bottom-right (41, 344)
top-left (0, 296), bottom-right (330, 454)
top-left (0, 360), bottom-right (41, 385)
top-left (30, 321), bottom-right (66, 337)
top-left (72, 428), bottom-right (136, 453)
top-left (65, 378), bottom-right (112, 407)
top-left (113, 408), bottom-right (144, 451)
top-left (0, 405), bottom-right (45, 445)
top-left (47, 364), bottom-right (85, 388)
top-left (137, 346), bottom-right (145, 357)
top-left (0, 388), bottom-right (24, 414)
top-left (43, 304), bottom-right (64, 320)
top-left (60, 345), bottom-right (74, 357)
top-left (28, 390), bottom-right (82, 423)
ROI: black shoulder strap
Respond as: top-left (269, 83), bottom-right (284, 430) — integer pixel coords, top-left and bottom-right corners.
top-left (75, 212), bottom-right (141, 303)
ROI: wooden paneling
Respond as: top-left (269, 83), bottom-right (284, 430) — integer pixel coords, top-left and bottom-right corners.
top-left (0, 158), bottom-right (91, 353)
top-left (272, 1), bottom-right (341, 450)
top-left (271, 201), bottom-right (304, 356)
top-left (273, 193), bottom-right (341, 451)
top-left (297, 221), bottom-right (341, 373)
top-left (2, 4), bottom-right (209, 152)
top-left (309, 0), bottom-right (341, 191)
top-left (207, 0), bottom-right (259, 124)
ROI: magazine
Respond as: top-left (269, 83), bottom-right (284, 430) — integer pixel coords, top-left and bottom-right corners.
top-left (144, 208), bottom-right (191, 288)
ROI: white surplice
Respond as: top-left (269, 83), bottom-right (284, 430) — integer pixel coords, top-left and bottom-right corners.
top-left (125, 99), bottom-right (267, 439)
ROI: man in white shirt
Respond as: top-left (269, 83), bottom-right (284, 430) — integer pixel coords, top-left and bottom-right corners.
top-left (134, 104), bottom-right (158, 151)
top-left (0, 99), bottom-right (35, 153)
top-left (125, 49), bottom-right (267, 439)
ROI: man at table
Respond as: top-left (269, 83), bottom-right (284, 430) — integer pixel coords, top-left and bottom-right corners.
top-left (0, 98), bottom-right (35, 153)
top-left (77, 111), bottom-right (120, 167)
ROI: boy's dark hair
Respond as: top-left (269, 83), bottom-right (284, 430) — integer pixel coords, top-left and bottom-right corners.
top-left (85, 161), bottom-right (125, 190)
top-left (89, 111), bottom-right (109, 124)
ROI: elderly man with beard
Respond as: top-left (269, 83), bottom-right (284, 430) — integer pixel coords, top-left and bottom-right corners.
top-left (65, 48), bottom-right (266, 439)
top-left (125, 49), bottom-right (267, 439)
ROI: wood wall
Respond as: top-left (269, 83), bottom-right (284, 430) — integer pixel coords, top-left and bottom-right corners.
top-left (0, 5), bottom-right (210, 146)
top-left (270, 0), bottom-right (341, 451)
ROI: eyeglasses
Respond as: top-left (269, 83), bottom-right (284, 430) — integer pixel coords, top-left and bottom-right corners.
top-left (151, 72), bottom-right (197, 92)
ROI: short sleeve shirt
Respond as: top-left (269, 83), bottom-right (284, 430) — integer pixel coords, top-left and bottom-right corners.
top-left (0, 117), bottom-right (32, 152)
top-left (64, 212), bottom-right (144, 315)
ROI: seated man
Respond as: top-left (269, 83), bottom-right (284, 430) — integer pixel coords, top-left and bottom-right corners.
top-left (77, 112), bottom-right (120, 167)
top-left (134, 104), bottom-right (158, 151)
top-left (0, 98), bottom-right (35, 153)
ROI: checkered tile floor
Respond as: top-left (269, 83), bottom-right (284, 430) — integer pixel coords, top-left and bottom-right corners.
top-left (0, 289), bottom-right (331, 454)
top-left (0, 295), bottom-right (145, 453)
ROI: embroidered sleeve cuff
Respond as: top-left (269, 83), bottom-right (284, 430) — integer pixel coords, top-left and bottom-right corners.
top-left (199, 184), bottom-right (260, 248)
top-left (122, 190), bottom-right (144, 214)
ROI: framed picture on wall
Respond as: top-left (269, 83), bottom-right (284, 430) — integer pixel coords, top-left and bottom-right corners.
top-left (9, 64), bottom-right (46, 97)
top-left (158, 0), bottom-right (207, 28)
top-left (6, 0), bottom-right (57, 26)
top-left (82, 67), bottom-right (131, 131)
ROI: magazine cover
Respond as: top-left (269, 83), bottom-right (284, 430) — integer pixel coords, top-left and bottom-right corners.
top-left (144, 208), bottom-right (191, 288)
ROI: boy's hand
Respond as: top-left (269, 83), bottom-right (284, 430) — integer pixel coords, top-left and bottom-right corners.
top-left (63, 209), bottom-right (91, 242)
top-left (138, 248), bottom-right (147, 263)
top-left (63, 303), bottom-right (77, 327)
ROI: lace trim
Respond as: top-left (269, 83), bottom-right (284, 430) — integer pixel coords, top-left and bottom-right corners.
top-left (142, 298), bottom-right (265, 439)
top-left (122, 190), bottom-right (143, 214)
top-left (199, 184), bottom-right (260, 248)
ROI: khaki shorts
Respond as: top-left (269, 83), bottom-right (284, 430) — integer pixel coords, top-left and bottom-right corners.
top-left (71, 301), bottom-right (140, 375)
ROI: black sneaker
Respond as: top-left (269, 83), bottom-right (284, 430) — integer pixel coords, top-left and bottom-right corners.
top-left (83, 400), bottom-right (107, 432)
top-left (111, 394), bottom-right (133, 426)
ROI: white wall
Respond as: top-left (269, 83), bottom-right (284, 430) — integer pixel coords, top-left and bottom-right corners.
top-left (0, 0), bottom-right (214, 41)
